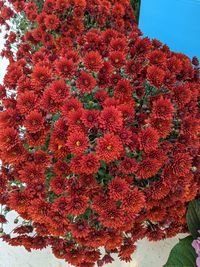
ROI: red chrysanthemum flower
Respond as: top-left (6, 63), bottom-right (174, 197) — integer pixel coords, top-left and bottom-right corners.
top-left (67, 109), bottom-right (84, 129)
top-left (0, 127), bottom-right (19, 150)
top-left (80, 153), bottom-right (100, 174)
top-left (81, 109), bottom-right (99, 128)
top-left (110, 37), bottom-right (128, 52)
top-left (1, 143), bottom-right (25, 164)
top-left (29, 199), bottom-right (51, 223)
top-left (139, 127), bottom-right (159, 153)
top-left (49, 79), bottom-right (70, 102)
top-left (109, 51), bottom-right (126, 69)
top-left (18, 162), bottom-right (45, 183)
top-left (152, 96), bottom-right (174, 119)
top-left (108, 177), bottom-right (129, 200)
top-left (173, 84), bottom-right (192, 107)
top-left (44, 14), bottom-right (60, 30)
top-left (53, 160), bottom-right (70, 176)
top-left (136, 158), bottom-right (161, 179)
top-left (83, 51), bottom-right (103, 72)
top-left (100, 206), bottom-right (124, 229)
top-left (119, 239), bottom-right (136, 262)
top-left (112, 3), bottom-right (125, 17)
top-left (40, 89), bottom-right (60, 113)
top-left (182, 116), bottom-right (200, 137)
top-left (52, 196), bottom-right (71, 215)
top-left (149, 117), bottom-right (172, 138)
top-left (147, 65), bottom-right (165, 88)
top-left (55, 58), bottom-right (76, 79)
top-left (121, 188), bottom-right (145, 213)
top-left (26, 130), bottom-right (47, 147)
top-left (69, 155), bottom-right (83, 174)
top-left (50, 176), bottom-right (68, 195)
top-left (32, 64), bottom-right (52, 88)
top-left (76, 71), bottom-right (97, 93)
top-left (69, 220), bottom-right (90, 239)
top-left (24, 110), bottom-right (44, 133)
top-left (17, 91), bottom-right (37, 114)
top-left (96, 133), bottom-right (124, 163)
top-left (8, 190), bottom-right (29, 213)
top-left (114, 79), bottom-right (133, 102)
top-left (147, 50), bottom-right (166, 67)
top-left (67, 131), bottom-right (89, 155)
top-left (99, 106), bottom-right (123, 132)
top-left (67, 195), bottom-right (88, 216)
top-left (169, 153), bottom-right (192, 177)
top-left (61, 98), bottom-right (82, 116)
top-left (119, 157), bottom-right (138, 174)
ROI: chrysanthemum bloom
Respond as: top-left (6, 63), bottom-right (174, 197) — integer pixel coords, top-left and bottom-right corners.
top-left (16, 91), bottom-right (38, 114)
top-left (147, 65), bottom-right (165, 88)
top-left (119, 157), bottom-right (138, 174)
top-left (100, 205), bottom-right (124, 229)
top-left (55, 58), bottom-right (76, 79)
top-left (96, 133), bottom-right (124, 163)
top-left (139, 127), bottom-right (159, 152)
top-left (66, 131), bottom-right (89, 155)
top-left (81, 109), bottom-right (99, 128)
top-left (152, 96), bottom-right (174, 119)
top-left (169, 153), bottom-right (192, 177)
top-left (80, 153), bottom-right (100, 174)
top-left (24, 110), bottom-right (44, 133)
top-left (76, 71), bottom-right (97, 93)
top-left (137, 158), bottom-right (162, 179)
top-left (0, 128), bottom-right (20, 150)
top-left (108, 177), bottom-right (129, 200)
top-left (49, 176), bottom-right (68, 195)
top-left (121, 188), bottom-right (145, 213)
top-left (44, 14), bottom-right (60, 30)
top-left (149, 117), bottom-right (172, 138)
top-left (99, 106), bottom-right (123, 132)
top-left (110, 51), bottom-right (126, 69)
top-left (49, 79), bottom-right (70, 102)
top-left (69, 220), bottom-right (90, 239)
top-left (31, 64), bottom-right (52, 88)
top-left (84, 51), bottom-right (103, 72)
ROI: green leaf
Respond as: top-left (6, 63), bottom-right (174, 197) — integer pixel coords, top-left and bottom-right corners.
top-left (186, 199), bottom-right (200, 238)
top-left (163, 236), bottom-right (196, 267)
top-left (100, 160), bottom-right (106, 170)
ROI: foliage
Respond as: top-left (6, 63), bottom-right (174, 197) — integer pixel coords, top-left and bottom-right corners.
top-left (187, 199), bottom-right (200, 239)
top-left (164, 236), bottom-right (196, 267)
top-left (130, 0), bottom-right (141, 22)
top-left (165, 199), bottom-right (200, 267)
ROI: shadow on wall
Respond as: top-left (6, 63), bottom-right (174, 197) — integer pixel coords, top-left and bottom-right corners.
top-left (139, 0), bottom-right (200, 59)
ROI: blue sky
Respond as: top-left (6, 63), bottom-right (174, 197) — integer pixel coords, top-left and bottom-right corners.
top-left (139, 0), bottom-right (200, 60)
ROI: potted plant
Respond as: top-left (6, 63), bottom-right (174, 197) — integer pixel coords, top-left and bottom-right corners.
top-left (0, 1), bottom-right (199, 267)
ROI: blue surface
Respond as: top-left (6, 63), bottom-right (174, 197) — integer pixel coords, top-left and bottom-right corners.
top-left (139, 0), bottom-right (200, 59)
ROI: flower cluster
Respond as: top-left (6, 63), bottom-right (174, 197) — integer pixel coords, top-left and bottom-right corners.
top-left (0, 0), bottom-right (200, 266)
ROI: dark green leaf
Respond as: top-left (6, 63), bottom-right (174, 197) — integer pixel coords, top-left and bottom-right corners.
top-left (186, 199), bottom-right (200, 238)
top-left (163, 236), bottom-right (196, 267)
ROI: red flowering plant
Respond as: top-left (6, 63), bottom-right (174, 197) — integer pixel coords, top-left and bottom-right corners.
top-left (0, 0), bottom-right (200, 266)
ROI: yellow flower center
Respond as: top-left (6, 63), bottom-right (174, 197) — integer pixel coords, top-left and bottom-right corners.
top-left (106, 144), bottom-right (113, 151)
top-left (76, 141), bottom-right (81, 146)
top-left (58, 144), bottom-right (62, 150)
